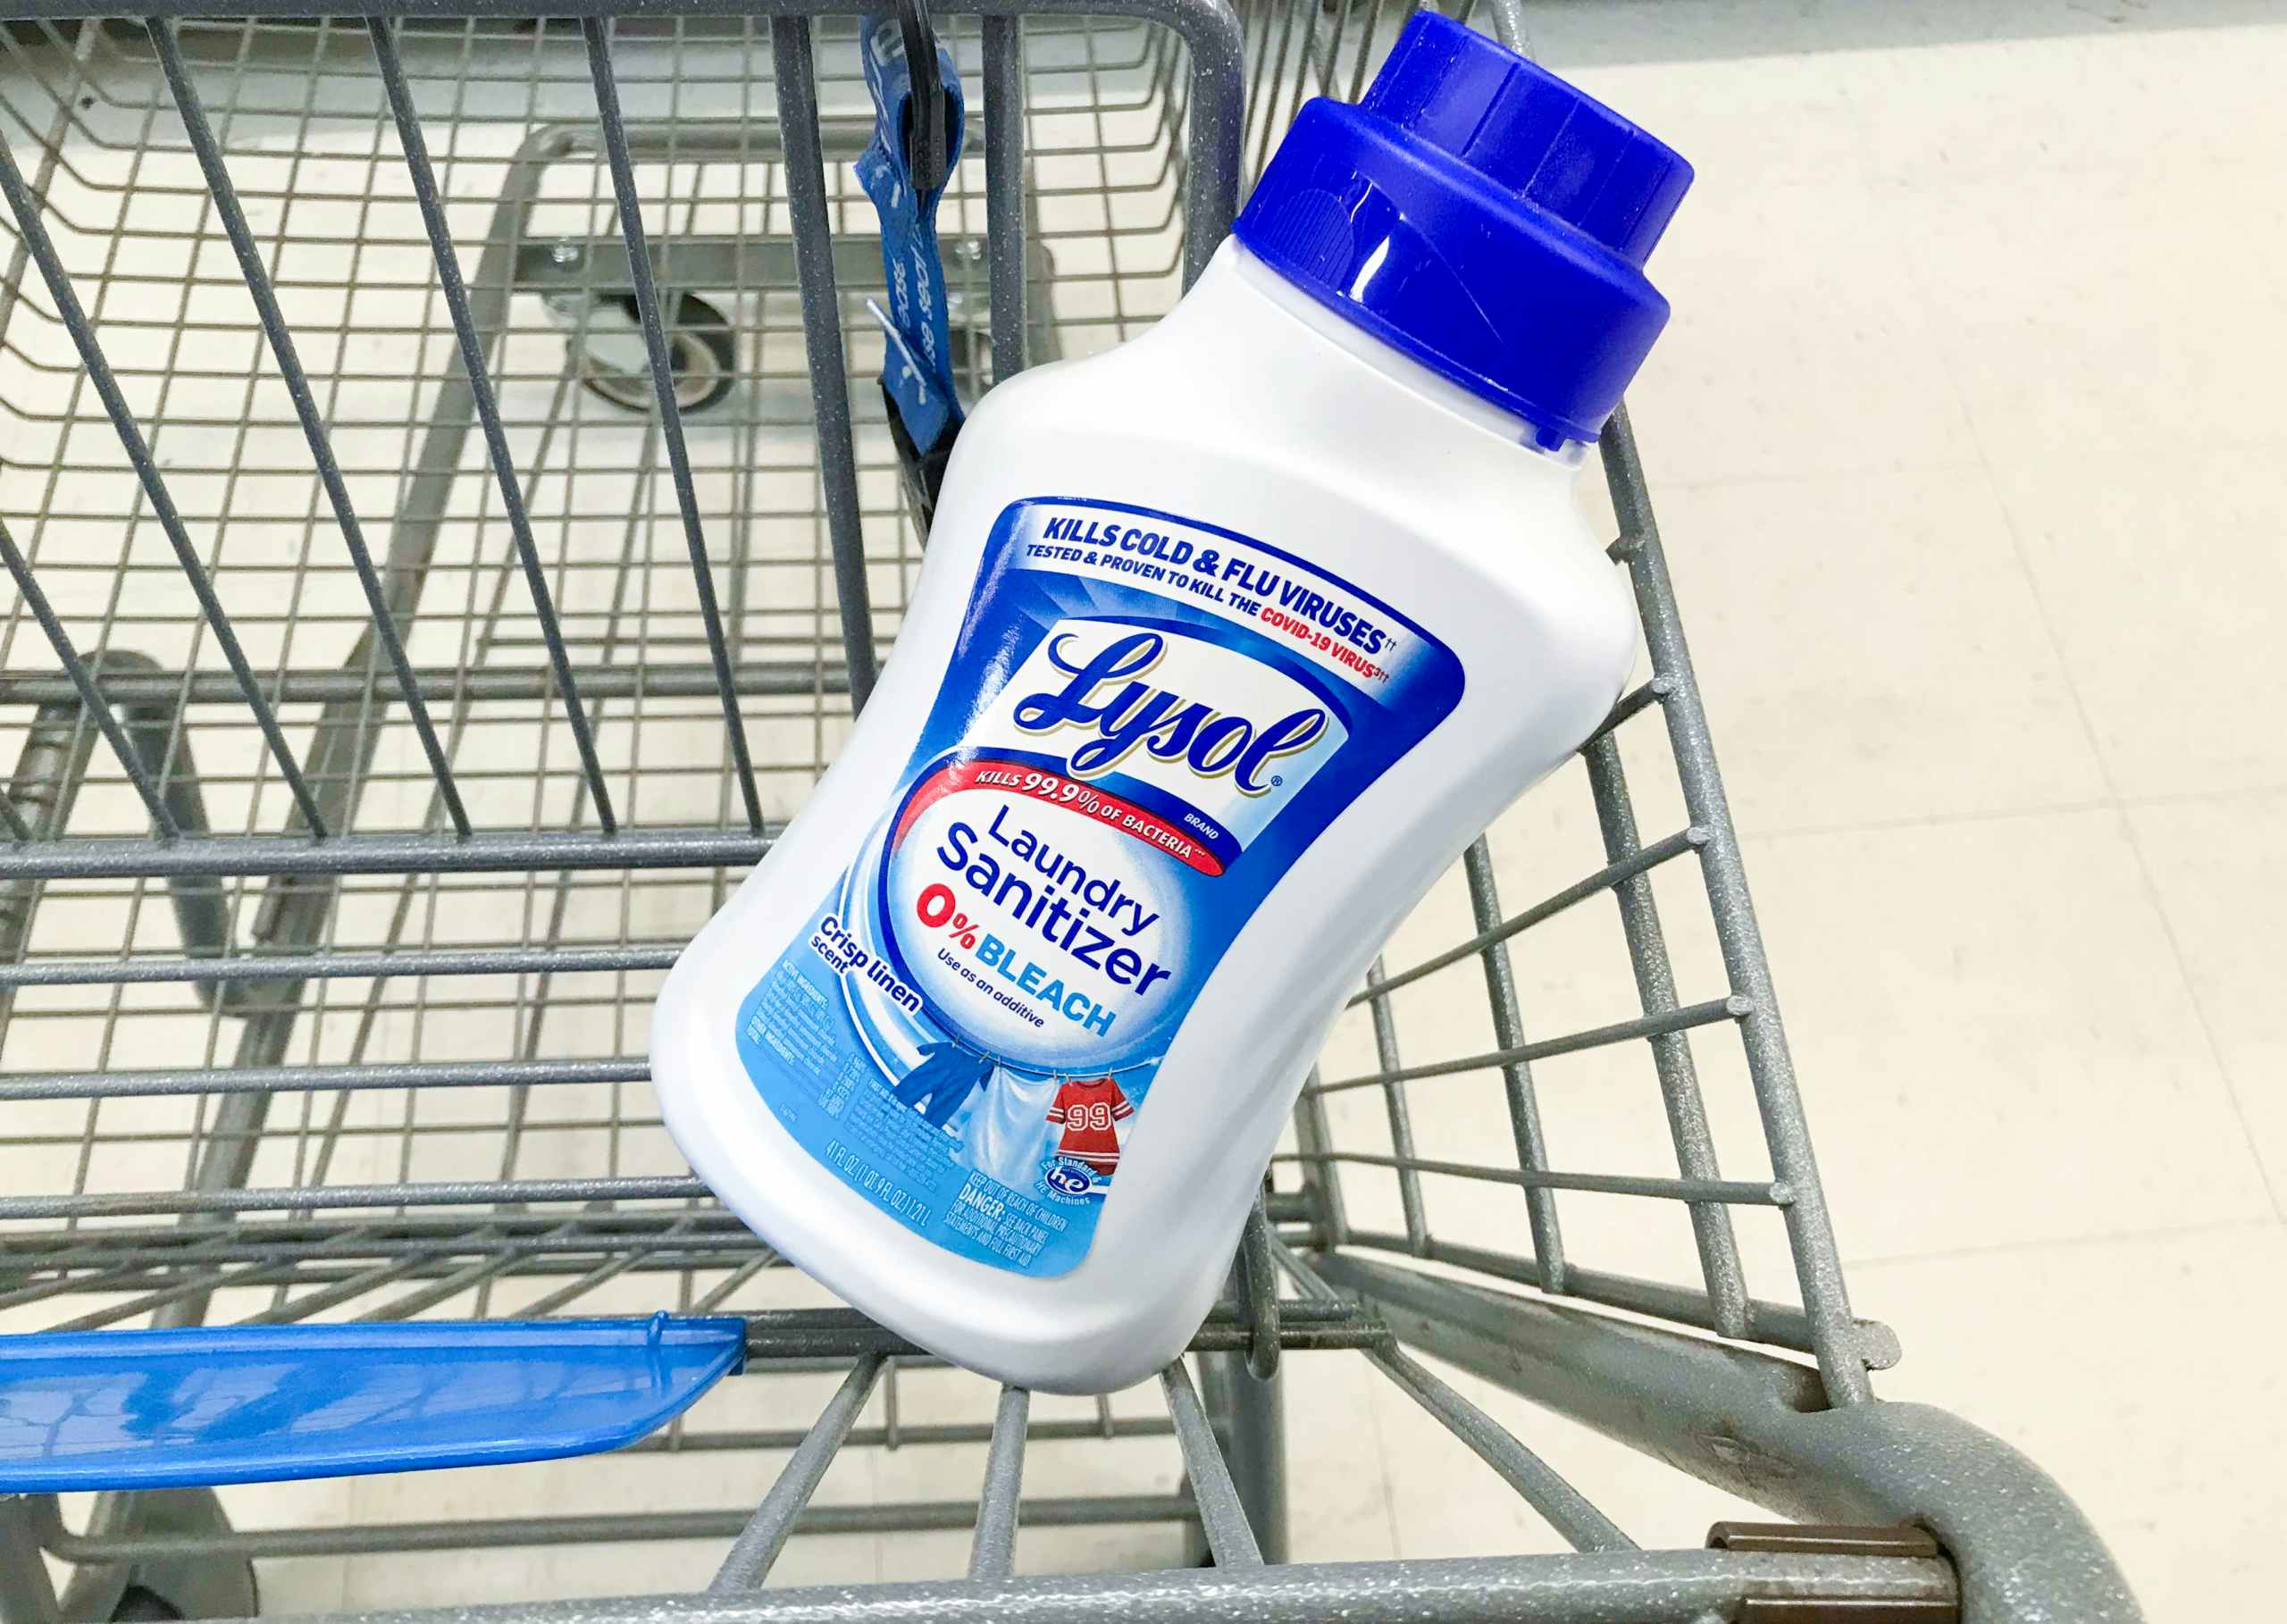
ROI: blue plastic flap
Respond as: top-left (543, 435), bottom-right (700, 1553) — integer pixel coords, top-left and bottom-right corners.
top-left (0, 1314), bottom-right (745, 1491)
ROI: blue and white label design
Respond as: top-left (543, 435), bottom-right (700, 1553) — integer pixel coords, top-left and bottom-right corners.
top-left (735, 498), bottom-right (1463, 1275)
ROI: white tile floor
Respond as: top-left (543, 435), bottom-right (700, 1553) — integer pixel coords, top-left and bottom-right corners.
top-left (1559, 4), bottom-right (2287, 1615)
top-left (13, 3), bottom-right (2287, 1620)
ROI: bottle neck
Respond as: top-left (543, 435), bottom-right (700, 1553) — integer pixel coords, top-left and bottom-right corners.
top-left (1218, 239), bottom-right (1587, 465)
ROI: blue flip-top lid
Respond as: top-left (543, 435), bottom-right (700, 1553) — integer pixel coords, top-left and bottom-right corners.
top-left (1235, 13), bottom-right (1692, 445)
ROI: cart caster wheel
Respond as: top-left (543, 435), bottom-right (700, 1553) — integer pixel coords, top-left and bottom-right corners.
top-left (575, 291), bottom-right (737, 414)
top-left (68, 1489), bottom-right (259, 1623)
top-left (113, 1584), bottom-right (188, 1621)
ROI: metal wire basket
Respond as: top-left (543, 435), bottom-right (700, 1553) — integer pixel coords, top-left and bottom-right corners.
top-left (0, 4), bottom-right (2140, 1622)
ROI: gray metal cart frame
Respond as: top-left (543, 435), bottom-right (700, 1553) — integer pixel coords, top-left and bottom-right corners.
top-left (0, 4), bottom-right (2139, 1621)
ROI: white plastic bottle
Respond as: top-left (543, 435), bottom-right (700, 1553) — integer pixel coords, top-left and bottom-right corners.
top-left (652, 15), bottom-right (1692, 1393)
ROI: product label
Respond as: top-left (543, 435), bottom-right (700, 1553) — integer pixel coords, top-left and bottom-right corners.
top-left (734, 497), bottom-right (1462, 1275)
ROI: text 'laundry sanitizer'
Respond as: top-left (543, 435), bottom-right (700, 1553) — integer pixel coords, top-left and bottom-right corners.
top-left (651, 14), bottom-right (1694, 1392)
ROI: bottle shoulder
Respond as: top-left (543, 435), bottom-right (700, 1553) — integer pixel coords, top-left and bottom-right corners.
top-left (947, 366), bottom-right (1614, 631)
top-left (933, 248), bottom-right (1634, 692)
top-left (958, 251), bottom-right (1579, 508)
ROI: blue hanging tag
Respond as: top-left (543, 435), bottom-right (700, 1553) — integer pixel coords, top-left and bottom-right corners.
top-left (857, 12), bottom-right (966, 522)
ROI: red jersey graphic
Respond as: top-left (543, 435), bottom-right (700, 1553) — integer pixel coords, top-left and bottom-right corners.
top-left (1046, 1076), bottom-right (1134, 1176)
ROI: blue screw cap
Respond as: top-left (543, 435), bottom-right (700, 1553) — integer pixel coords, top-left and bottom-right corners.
top-left (1236, 13), bottom-right (1692, 443)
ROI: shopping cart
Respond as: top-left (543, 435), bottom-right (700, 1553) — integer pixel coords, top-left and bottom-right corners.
top-left (0, 4), bottom-right (2140, 1621)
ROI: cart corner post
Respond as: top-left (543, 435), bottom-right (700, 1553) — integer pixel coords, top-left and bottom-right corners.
top-left (1314, 1251), bottom-right (2143, 1624)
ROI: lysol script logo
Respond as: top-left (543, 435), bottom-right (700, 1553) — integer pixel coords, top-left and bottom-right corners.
top-left (964, 620), bottom-right (1348, 849)
top-left (1011, 629), bottom-right (1327, 793)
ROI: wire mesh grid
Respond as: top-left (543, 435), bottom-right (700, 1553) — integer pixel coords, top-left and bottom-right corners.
top-left (0, 4), bottom-right (2138, 1622)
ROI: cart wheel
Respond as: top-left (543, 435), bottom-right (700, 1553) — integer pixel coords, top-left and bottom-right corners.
top-left (112, 1585), bottom-right (187, 1621)
top-left (79, 1489), bottom-right (259, 1622)
top-left (575, 292), bottom-right (737, 414)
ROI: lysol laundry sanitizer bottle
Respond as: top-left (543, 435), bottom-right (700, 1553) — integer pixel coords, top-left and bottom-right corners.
top-left (652, 15), bottom-right (1692, 1393)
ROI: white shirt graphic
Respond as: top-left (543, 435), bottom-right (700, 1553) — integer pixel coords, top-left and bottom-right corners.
top-left (951, 1066), bottom-right (1062, 1189)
